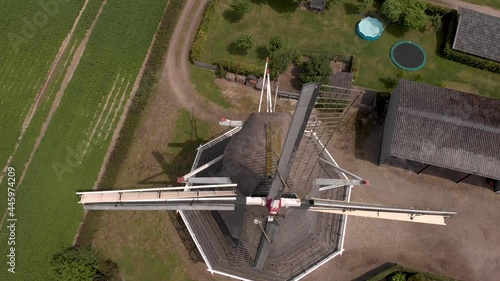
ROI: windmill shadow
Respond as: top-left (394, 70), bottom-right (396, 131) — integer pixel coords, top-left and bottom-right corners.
top-left (138, 111), bottom-right (206, 185)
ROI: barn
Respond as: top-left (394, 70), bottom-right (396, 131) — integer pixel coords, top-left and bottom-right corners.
top-left (379, 80), bottom-right (500, 184)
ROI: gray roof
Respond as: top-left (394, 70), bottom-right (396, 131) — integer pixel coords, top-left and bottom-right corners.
top-left (452, 7), bottom-right (500, 62)
top-left (183, 125), bottom-right (347, 281)
top-left (310, 0), bottom-right (326, 10)
top-left (329, 72), bottom-right (353, 89)
top-left (389, 80), bottom-right (500, 180)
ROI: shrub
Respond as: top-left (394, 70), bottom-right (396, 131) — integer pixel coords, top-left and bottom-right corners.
top-left (299, 55), bottom-right (332, 84)
top-left (351, 56), bottom-right (361, 81)
top-left (268, 35), bottom-right (283, 54)
top-left (50, 247), bottom-right (99, 281)
top-left (357, 0), bottom-right (373, 14)
top-left (391, 272), bottom-right (407, 281)
top-left (216, 60), bottom-right (262, 76)
top-left (430, 15), bottom-right (441, 31)
top-left (292, 53), bottom-right (303, 66)
top-left (440, 12), bottom-right (500, 74)
top-left (396, 70), bottom-right (406, 79)
top-left (382, 0), bottom-right (428, 30)
top-left (425, 2), bottom-right (451, 16)
top-left (233, 34), bottom-right (254, 53)
top-left (414, 73), bottom-right (424, 81)
top-left (190, 0), bottom-right (218, 62)
top-left (51, 247), bottom-right (120, 281)
top-left (231, 0), bottom-right (250, 19)
top-left (270, 52), bottom-right (291, 78)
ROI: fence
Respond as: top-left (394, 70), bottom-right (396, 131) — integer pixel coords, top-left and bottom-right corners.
top-left (193, 60), bottom-right (218, 71)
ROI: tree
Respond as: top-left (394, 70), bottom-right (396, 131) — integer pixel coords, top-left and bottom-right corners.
top-left (50, 247), bottom-right (99, 281)
top-left (233, 35), bottom-right (254, 53)
top-left (51, 247), bottom-right (120, 281)
top-left (231, 0), bottom-right (250, 19)
top-left (299, 55), bottom-right (332, 84)
top-left (268, 36), bottom-right (283, 54)
top-left (357, 0), bottom-right (373, 14)
top-left (382, 0), bottom-right (427, 30)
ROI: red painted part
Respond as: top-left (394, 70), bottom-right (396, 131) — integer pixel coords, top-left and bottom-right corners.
top-left (267, 199), bottom-right (282, 215)
top-left (362, 180), bottom-right (370, 186)
top-left (177, 177), bottom-right (185, 183)
top-left (220, 117), bottom-right (226, 121)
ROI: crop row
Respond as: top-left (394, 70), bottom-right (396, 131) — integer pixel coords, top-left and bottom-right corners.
top-left (0, 0), bottom-right (168, 279)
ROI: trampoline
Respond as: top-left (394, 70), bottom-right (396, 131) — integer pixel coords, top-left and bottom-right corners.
top-left (390, 41), bottom-right (427, 71)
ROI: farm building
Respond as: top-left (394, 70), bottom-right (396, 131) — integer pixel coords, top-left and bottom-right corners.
top-left (379, 80), bottom-right (500, 184)
top-left (452, 7), bottom-right (500, 62)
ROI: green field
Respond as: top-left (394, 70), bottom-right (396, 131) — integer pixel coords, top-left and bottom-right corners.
top-left (0, 0), bottom-right (168, 279)
top-left (201, 0), bottom-right (499, 98)
top-left (0, 0), bottom-right (86, 176)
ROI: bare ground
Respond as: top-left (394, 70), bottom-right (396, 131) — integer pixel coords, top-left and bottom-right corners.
top-left (305, 108), bottom-right (500, 281)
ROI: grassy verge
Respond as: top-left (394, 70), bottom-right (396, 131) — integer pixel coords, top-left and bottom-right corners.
top-left (190, 65), bottom-right (230, 108)
top-left (0, 0), bottom-right (167, 279)
top-left (89, 109), bottom-right (209, 280)
top-left (200, 0), bottom-right (499, 98)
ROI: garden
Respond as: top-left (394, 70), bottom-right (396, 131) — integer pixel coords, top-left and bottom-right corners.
top-left (192, 0), bottom-right (499, 99)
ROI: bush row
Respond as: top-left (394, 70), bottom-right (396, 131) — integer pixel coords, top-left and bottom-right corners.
top-left (75, 0), bottom-right (186, 246)
top-left (440, 11), bottom-right (500, 74)
top-left (190, 0), bottom-right (218, 62)
top-left (216, 59), bottom-right (262, 77)
top-left (351, 56), bottom-right (361, 82)
top-left (425, 3), bottom-right (452, 16)
top-left (366, 264), bottom-right (456, 281)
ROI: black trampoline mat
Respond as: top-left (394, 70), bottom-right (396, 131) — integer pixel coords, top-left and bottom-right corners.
top-left (392, 43), bottom-right (425, 68)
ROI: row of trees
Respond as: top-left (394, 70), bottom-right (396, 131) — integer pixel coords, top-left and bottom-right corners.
top-left (358, 0), bottom-right (428, 30)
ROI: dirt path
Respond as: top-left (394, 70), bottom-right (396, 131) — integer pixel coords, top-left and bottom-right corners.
top-left (0, 0), bottom-right (107, 230)
top-left (0, 0), bottom-right (92, 185)
top-left (160, 0), bottom-right (235, 121)
top-left (427, 0), bottom-right (500, 16)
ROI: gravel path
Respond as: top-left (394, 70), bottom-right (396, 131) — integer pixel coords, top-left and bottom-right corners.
top-left (427, 0), bottom-right (500, 16)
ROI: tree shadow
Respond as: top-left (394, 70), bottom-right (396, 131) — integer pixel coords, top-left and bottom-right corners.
top-left (256, 45), bottom-right (268, 60)
top-left (138, 112), bottom-right (205, 185)
top-left (379, 77), bottom-right (397, 89)
top-left (223, 9), bottom-right (241, 23)
top-left (227, 42), bottom-right (249, 55)
top-left (343, 2), bottom-right (359, 15)
top-left (251, 0), bottom-right (297, 14)
top-left (384, 24), bottom-right (407, 38)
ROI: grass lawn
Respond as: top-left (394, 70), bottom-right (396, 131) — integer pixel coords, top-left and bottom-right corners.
top-left (201, 0), bottom-right (499, 99)
top-left (190, 65), bottom-right (230, 108)
top-left (90, 109), bottom-right (211, 280)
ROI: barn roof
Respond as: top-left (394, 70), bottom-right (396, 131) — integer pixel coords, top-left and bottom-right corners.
top-left (388, 80), bottom-right (500, 180)
top-left (452, 7), bottom-right (500, 62)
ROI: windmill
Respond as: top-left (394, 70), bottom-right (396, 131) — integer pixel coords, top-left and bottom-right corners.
top-left (77, 83), bottom-right (456, 280)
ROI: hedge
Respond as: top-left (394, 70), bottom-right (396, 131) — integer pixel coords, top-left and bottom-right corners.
top-left (190, 0), bottom-right (218, 62)
top-left (216, 59), bottom-right (262, 76)
top-left (425, 3), bottom-right (451, 16)
top-left (440, 11), bottom-right (500, 74)
top-left (351, 55), bottom-right (361, 82)
top-left (75, 0), bottom-right (186, 246)
top-left (366, 264), bottom-right (457, 281)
